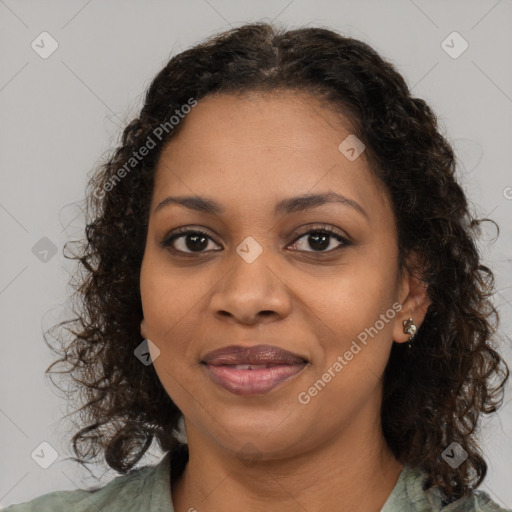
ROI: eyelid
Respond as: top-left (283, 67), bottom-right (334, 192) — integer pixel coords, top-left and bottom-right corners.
top-left (160, 223), bottom-right (352, 254)
top-left (159, 226), bottom-right (219, 249)
top-left (289, 223), bottom-right (352, 244)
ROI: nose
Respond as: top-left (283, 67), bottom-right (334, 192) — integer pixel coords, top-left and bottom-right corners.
top-left (209, 247), bottom-right (292, 325)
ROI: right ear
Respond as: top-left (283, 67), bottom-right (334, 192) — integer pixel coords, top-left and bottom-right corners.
top-left (140, 318), bottom-right (149, 339)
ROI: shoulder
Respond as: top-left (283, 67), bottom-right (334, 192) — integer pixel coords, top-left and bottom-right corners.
top-left (383, 464), bottom-right (511, 512)
top-left (1, 454), bottom-right (173, 512)
top-left (442, 489), bottom-right (512, 512)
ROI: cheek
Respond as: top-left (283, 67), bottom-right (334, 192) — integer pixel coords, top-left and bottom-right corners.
top-left (140, 268), bottom-right (201, 410)
top-left (140, 254), bottom-right (204, 336)
top-left (306, 257), bottom-right (397, 344)
top-left (140, 256), bottom-right (209, 387)
top-left (302, 269), bottom-right (397, 417)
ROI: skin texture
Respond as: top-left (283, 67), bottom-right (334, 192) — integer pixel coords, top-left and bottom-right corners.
top-left (139, 91), bottom-right (431, 512)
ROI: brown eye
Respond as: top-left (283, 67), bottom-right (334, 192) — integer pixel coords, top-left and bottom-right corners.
top-left (161, 228), bottom-right (221, 254)
top-left (160, 224), bottom-right (352, 257)
top-left (288, 226), bottom-right (351, 254)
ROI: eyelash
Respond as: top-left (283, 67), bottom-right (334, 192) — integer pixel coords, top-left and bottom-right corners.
top-left (160, 224), bottom-right (352, 256)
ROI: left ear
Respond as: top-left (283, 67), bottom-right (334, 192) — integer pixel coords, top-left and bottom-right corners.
top-left (392, 251), bottom-right (432, 344)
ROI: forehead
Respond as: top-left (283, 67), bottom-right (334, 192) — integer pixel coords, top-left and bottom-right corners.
top-left (152, 91), bottom-right (391, 221)
top-left (161, 90), bottom-right (357, 156)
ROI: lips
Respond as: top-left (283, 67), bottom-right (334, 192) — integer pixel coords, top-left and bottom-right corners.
top-left (202, 344), bottom-right (307, 366)
top-left (201, 344), bottom-right (308, 395)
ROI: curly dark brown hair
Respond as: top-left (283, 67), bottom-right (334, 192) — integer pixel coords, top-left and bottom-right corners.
top-left (46, 21), bottom-right (510, 501)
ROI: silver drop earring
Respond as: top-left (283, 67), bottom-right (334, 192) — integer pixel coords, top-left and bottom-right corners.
top-left (403, 318), bottom-right (417, 349)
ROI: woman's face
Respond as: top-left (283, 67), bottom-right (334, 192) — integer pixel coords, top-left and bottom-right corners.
top-left (139, 91), bottom-right (428, 460)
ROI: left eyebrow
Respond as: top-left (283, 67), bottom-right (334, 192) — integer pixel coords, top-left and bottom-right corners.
top-left (153, 191), bottom-right (369, 220)
top-left (274, 192), bottom-right (369, 220)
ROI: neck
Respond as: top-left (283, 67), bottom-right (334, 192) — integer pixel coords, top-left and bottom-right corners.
top-left (171, 412), bottom-right (404, 512)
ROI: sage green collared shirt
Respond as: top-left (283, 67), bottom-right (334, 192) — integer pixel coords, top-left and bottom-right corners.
top-left (2, 449), bottom-right (510, 511)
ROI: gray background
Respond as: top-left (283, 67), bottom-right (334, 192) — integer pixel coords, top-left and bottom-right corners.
top-left (1, 0), bottom-right (511, 508)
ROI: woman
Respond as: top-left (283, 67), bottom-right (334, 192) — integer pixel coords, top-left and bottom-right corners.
top-left (3, 22), bottom-right (510, 512)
